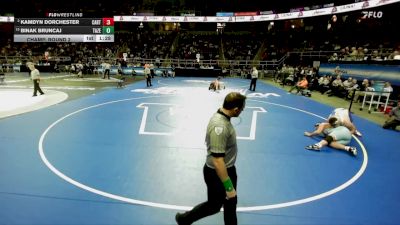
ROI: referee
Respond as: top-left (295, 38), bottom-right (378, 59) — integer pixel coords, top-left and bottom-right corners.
top-left (28, 62), bottom-right (44, 97)
top-left (176, 92), bottom-right (246, 225)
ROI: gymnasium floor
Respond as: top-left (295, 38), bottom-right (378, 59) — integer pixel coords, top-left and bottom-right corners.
top-left (0, 76), bottom-right (399, 225)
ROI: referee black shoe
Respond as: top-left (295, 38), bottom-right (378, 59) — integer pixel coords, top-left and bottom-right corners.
top-left (175, 212), bottom-right (188, 225)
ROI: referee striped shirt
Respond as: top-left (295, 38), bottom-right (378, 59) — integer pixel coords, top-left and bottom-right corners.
top-left (205, 109), bottom-right (238, 169)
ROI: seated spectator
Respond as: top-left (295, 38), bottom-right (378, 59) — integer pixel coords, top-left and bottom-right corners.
top-left (318, 75), bottom-right (332, 94)
top-left (383, 81), bottom-right (393, 93)
top-left (329, 53), bottom-right (339, 61)
top-left (326, 75), bottom-right (344, 97)
top-left (288, 76), bottom-right (308, 94)
top-left (371, 50), bottom-right (383, 61)
top-left (353, 79), bottom-right (370, 102)
top-left (342, 77), bottom-right (353, 89)
top-left (380, 81), bottom-right (394, 104)
top-left (283, 74), bottom-right (295, 86)
top-left (349, 47), bottom-right (358, 61)
top-left (345, 78), bottom-right (359, 99)
top-left (389, 50), bottom-right (400, 60)
top-left (383, 103), bottom-right (400, 130)
top-left (308, 75), bottom-right (320, 91)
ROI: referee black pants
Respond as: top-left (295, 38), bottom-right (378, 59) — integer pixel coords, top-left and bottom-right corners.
top-left (249, 78), bottom-right (257, 91)
top-left (33, 79), bottom-right (44, 96)
top-left (103, 69), bottom-right (110, 79)
top-left (179, 164), bottom-right (237, 225)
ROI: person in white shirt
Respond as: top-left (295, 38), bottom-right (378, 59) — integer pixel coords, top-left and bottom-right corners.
top-left (383, 82), bottom-right (393, 93)
top-left (313, 107), bottom-right (362, 137)
top-left (103, 62), bottom-right (111, 79)
top-left (144, 64), bottom-right (152, 87)
top-left (249, 67), bottom-right (258, 91)
top-left (28, 62), bottom-right (44, 97)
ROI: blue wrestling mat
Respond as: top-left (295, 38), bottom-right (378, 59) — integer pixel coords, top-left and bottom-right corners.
top-left (0, 77), bottom-right (399, 225)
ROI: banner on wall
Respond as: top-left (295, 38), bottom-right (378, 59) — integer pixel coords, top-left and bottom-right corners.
top-left (319, 63), bottom-right (400, 86)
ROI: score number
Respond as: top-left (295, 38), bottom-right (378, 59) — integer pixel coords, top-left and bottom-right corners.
top-left (102, 18), bottom-right (114, 34)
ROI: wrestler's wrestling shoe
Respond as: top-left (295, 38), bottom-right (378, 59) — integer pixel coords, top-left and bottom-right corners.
top-left (348, 147), bottom-right (357, 156)
top-left (354, 130), bottom-right (362, 137)
top-left (305, 144), bottom-right (321, 151)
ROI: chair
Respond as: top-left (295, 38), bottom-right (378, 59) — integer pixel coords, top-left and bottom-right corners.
top-left (360, 90), bottom-right (391, 113)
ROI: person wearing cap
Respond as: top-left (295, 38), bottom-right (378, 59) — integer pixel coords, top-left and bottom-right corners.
top-left (304, 117), bottom-right (357, 156)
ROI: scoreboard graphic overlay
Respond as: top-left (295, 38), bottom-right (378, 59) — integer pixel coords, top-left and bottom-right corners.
top-left (14, 17), bottom-right (114, 42)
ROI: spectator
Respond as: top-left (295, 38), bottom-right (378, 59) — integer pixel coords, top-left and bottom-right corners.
top-left (288, 76), bottom-right (308, 94)
top-left (383, 104), bottom-right (400, 130)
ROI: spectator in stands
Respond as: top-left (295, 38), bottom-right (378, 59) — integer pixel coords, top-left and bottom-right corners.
top-left (283, 73), bottom-right (295, 86)
top-left (383, 104), bottom-right (400, 130)
top-left (389, 50), bottom-right (400, 60)
top-left (357, 47), bottom-right (365, 61)
top-left (288, 76), bottom-right (308, 94)
top-left (327, 75), bottom-right (344, 97)
top-left (371, 50), bottom-right (383, 61)
top-left (345, 78), bottom-right (359, 100)
top-left (383, 81), bottom-right (393, 93)
top-left (308, 75), bottom-right (320, 91)
top-left (342, 77), bottom-right (353, 89)
top-left (349, 47), bottom-right (358, 61)
top-left (318, 75), bottom-right (332, 94)
top-left (341, 77), bottom-right (354, 97)
top-left (381, 81), bottom-right (394, 104)
top-left (353, 79), bottom-right (370, 103)
top-left (329, 53), bottom-right (339, 61)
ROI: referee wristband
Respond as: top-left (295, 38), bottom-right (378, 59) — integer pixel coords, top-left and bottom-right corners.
top-left (223, 178), bottom-right (234, 192)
